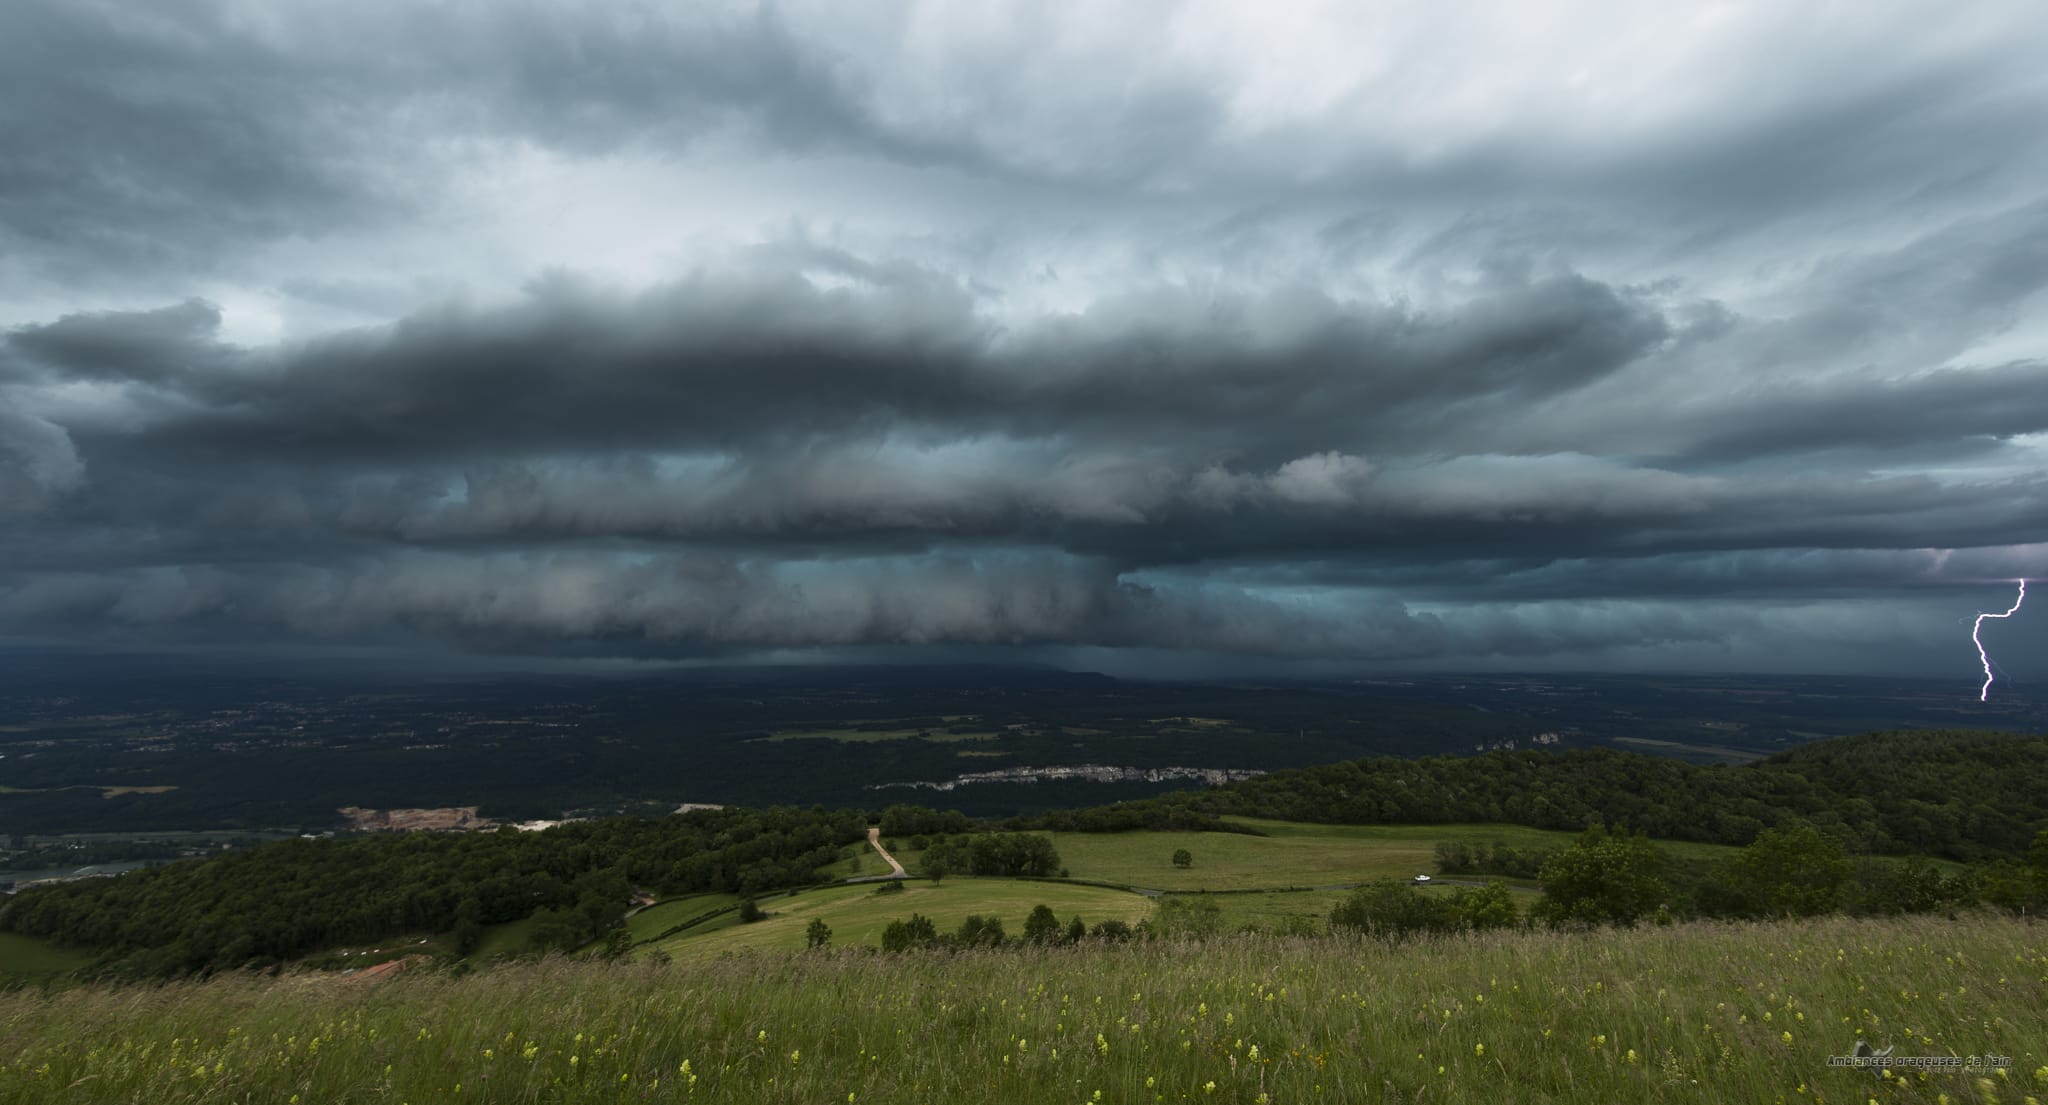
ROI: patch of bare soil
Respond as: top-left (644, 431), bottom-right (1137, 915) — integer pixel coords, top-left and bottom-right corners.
top-left (337, 805), bottom-right (494, 831)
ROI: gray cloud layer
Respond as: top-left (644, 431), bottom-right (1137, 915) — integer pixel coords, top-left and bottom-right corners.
top-left (3, 1), bottom-right (2047, 677)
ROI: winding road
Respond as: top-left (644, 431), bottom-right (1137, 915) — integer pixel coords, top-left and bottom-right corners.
top-left (849, 825), bottom-right (906, 882)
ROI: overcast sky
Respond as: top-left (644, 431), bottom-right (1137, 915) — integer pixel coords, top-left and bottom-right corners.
top-left (3, 1), bottom-right (2046, 683)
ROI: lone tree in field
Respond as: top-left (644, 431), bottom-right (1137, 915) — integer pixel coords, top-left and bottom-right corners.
top-left (1023, 904), bottom-right (1062, 944)
top-left (805, 918), bottom-right (831, 949)
top-left (1171, 848), bottom-right (1193, 869)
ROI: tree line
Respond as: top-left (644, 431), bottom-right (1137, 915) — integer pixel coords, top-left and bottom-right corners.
top-left (1331, 824), bottom-right (2048, 941)
top-left (0, 805), bottom-right (867, 978)
top-left (918, 832), bottom-right (1063, 879)
top-left (1021, 730), bottom-right (2048, 861)
top-left (876, 904), bottom-right (1139, 952)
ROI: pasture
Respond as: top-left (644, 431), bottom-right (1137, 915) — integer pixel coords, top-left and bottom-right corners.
top-left (0, 931), bottom-right (92, 983)
top-left (647, 878), bottom-right (1150, 960)
top-left (1043, 818), bottom-right (1742, 891)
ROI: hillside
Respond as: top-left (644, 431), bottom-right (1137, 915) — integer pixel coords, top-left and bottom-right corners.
top-left (0, 913), bottom-right (2041, 1104)
top-left (0, 805), bottom-right (869, 978)
top-left (1034, 729), bottom-right (2048, 861)
top-left (4, 728), bottom-right (2043, 981)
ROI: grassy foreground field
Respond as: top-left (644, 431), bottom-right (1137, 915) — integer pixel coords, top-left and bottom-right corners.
top-left (2, 913), bottom-right (2042, 1104)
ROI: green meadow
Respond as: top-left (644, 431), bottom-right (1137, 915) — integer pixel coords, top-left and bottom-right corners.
top-left (622, 893), bottom-right (741, 944)
top-left (619, 819), bottom-right (1770, 960)
top-left (2, 913), bottom-right (2042, 1104)
top-left (648, 878), bottom-right (1151, 962)
top-left (0, 932), bottom-right (91, 984)
top-left (836, 841), bottom-right (900, 879)
top-left (1045, 819), bottom-right (1743, 892)
top-left (1156, 885), bottom-right (1534, 934)
top-left (471, 917), bottom-right (538, 961)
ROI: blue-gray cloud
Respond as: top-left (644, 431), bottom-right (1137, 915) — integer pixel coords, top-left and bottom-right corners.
top-left (2, 0), bottom-right (2046, 678)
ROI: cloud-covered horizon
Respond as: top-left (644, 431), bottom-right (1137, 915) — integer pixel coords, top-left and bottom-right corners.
top-left (4, 1), bottom-right (2046, 678)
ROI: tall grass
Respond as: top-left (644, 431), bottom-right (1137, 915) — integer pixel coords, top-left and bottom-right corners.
top-left (1, 913), bottom-right (2042, 1103)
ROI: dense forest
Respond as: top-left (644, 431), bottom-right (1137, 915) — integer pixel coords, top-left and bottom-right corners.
top-left (1024, 729), bottom-right (2048, 861)
top-left (0, 806), bottom-right (865, 978)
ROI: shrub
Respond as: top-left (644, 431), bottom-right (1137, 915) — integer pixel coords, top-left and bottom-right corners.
top-left (880, 913), bottom-right (940, 953)
top-left (1151, 897), bottom-right (1224, 939)
top-left (1329, 880), bottom-right (1459, 940)
top-left (955, 915), bottom-right (1006, 948)
top-left (1449, 881), bottom-right (1521, 931)
top-left (1090, 919), bottom-right (1134, 942)
top-left (1533, 825), bottom-right (1670, 929)
top-left (1023, 904), bottom-right (1062, 945)
top-left (1725, 825), bottom-right (1851, 918)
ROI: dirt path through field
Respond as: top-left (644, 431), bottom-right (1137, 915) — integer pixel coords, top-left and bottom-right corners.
top-left (867, 826), bottom-right (906, 879)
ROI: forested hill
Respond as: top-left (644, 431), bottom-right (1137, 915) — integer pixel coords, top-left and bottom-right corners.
top-left (0, 806), bottom-right (866, 979)
top-left (1026, 729), bottom-right (2047, 861)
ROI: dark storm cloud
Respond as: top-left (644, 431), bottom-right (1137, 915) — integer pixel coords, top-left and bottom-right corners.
top-left (14, 265), bottom-right (1658, 461)
top-left (0, 548), bottom-right (1764, 663)
top-left (4, 258), bottom-right (2048, 634)
top-left (0, 1), bottom-right (1205, 294)
top-left (1665, 361), bottom-right (2048, 460)
top-left (0, 2), bottom-right (942, 293)
top-left (5, 299), bottom-right (228, 385)
top-left (0, 408), bottom-right (84, 514)
top-left (3, 1), bottom-right (2047, 674)
top-left (6, 1), bottom-right (2036, 291)
top-left (0, 4), bottom-right (385, 281)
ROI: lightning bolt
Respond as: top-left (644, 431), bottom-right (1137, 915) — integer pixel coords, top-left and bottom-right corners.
top-left (1972, 580), bottom-right (2026, 702)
